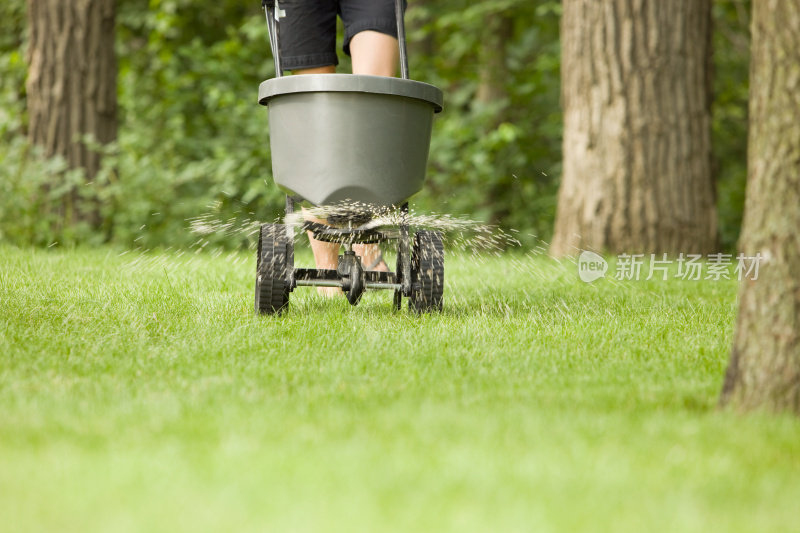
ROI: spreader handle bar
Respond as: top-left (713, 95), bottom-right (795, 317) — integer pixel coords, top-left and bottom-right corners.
top-left (262, 0), bottom-right (408, 79)
top-left (262, 0), bottom-right (283, 77)
top-left (395, 0), bottom-right (409, 79)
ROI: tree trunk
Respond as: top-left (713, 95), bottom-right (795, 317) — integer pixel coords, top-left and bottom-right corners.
top-left (719, 0), bottom-right (800, 414)
top-left (476, 11), bottom-right (513, 225)
top-left (551, 0), bottom-right (716, 256)
top-left (476, 12), bottom-right (513, 106)
top-left (26, 0), bottom-right (117, 223)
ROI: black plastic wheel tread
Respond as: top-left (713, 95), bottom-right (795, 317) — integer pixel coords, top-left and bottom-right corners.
top-left (410, 230), bottom-right (444, 312)
top-left (255, 223), bottom-right (289, 314)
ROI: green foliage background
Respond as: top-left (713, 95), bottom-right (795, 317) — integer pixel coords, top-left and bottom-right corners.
top-left (0, 0), bottom-right (749, 250)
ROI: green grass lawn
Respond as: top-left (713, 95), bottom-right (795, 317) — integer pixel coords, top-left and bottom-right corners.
top-left (1, 244), bottom-right (798, 532)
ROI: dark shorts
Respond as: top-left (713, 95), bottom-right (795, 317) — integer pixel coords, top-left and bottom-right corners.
top-left (276, 0), bottom-right (404, 71)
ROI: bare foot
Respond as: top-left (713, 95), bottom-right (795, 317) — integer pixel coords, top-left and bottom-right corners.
top-left (353, 244), bottom-right (388, 271)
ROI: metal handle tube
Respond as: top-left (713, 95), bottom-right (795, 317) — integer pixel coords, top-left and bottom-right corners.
top-left (394, 0), bottom-right (409, 79)
top-left (263, 2), bottom-right (283, 77)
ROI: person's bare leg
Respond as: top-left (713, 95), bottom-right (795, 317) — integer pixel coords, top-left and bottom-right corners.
top-left (293, 65), bottom-right (336, 75)
top-left (350, 31), bottom-right (399, 77)
top-left (349, 31), bottom-right (398, 271)
top-left (305, 217), bottom-right (342, 297)
top-left (303, 209), bottom-right (343, 296)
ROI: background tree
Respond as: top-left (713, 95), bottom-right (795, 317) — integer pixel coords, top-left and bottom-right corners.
top-left (720, 0), bottom-right (800, 414)
top-left (25, 0), bottom-right (117, 226)
top-left (551, 0), bottom-right (717, 256)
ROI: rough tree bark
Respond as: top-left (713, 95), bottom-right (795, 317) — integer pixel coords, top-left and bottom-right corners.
top-left (719, 0), bottom-right (800, 414)
top-left (26, 0), bottom-right (117, 222)
top-left (551, 0), bottom-right (717, 256)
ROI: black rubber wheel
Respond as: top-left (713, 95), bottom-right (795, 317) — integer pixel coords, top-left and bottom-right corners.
top-left (393, 249), bottom-right (403, 311)
top-left (409, 230), bottom-right (444, 313)
top-left (255, 223), bottom-right (290, 314)
top-left (393, 288), bottom-right (403, 310)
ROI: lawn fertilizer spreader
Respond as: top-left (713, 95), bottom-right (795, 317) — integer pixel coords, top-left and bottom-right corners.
top-left (255, 0), bottom-right (445, 314)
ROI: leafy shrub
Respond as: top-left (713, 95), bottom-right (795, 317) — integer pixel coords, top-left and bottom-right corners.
top-left (0, 0), bottom-right (751, 251)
